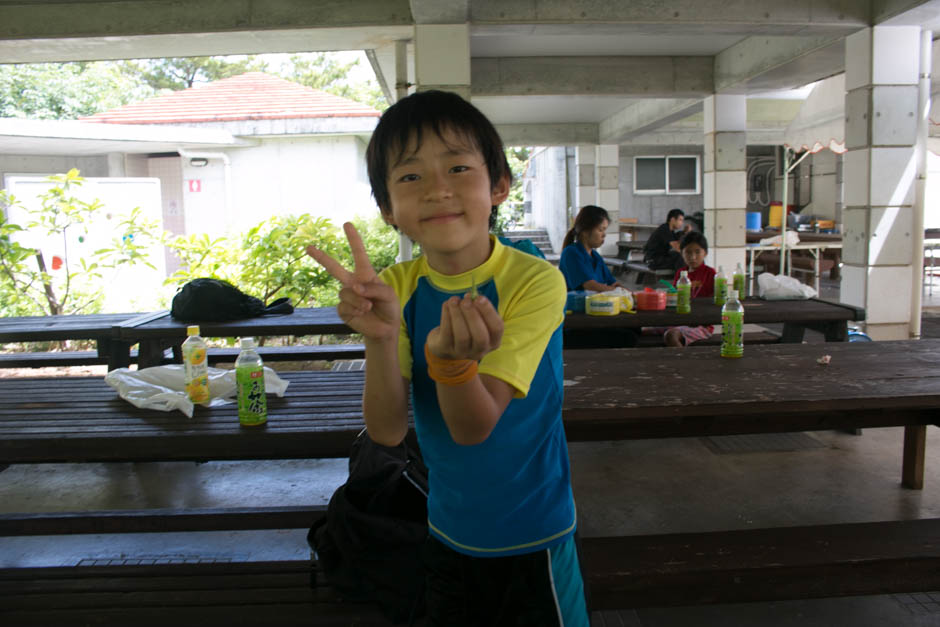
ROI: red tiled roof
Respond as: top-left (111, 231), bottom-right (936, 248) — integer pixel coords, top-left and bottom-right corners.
top-left (82, 72), bottom-right (380, 124)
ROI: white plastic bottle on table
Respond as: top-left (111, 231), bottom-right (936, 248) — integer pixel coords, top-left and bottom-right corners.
top-left (182, 325), bottom-right (209, 405)
top-left (720, 289), bottom-right (744, 359)
top-left (236, 337), bottom-right (267, 426)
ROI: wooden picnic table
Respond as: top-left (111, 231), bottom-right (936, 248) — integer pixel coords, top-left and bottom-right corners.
top-left (565, 297), bottom-right (864, 342)
top-left (113, 307), bottom-right (352, 369)
top-left (1, 339), bottom-right (935, 488)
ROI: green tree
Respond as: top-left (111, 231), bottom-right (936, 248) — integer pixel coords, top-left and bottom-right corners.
top-left (0, 169), bottom-right (160, 316)
top-left (164, 213), bottom-right (400, 310)
top-left (0, 62), bottom-right (154, 119)
top-left (281, 53), bottom-right (387, 110)
top-left (119, 55), bottom-right (270, 90)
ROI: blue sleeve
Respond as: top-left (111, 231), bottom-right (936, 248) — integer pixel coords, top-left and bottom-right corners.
top-left (498, 236), bottom-right (546, 259)
top-left (595, 251), bottom-right (616, 284)
top-left (559, 245), bottom-right (595, 291)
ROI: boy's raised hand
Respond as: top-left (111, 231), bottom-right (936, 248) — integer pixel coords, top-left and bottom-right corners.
top-left (306, 222), bottom-right (400, 342)
top-left (427, 293), bottom-right (503, 362)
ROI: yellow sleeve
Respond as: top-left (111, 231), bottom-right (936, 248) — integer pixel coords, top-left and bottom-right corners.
top-left (378, 264), bottom-right (414, 381)
top-left (478, 257), bottom-right (566, 398)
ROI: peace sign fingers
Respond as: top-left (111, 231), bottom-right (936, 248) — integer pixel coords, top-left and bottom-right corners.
top-left (305, 222), bottom-right (376, 287)
top-left (343, 222), bottom-right (377, 284)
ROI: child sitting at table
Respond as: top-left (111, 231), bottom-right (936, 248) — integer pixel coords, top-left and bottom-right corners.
top-left (663, 231), bottom-right (716, 347)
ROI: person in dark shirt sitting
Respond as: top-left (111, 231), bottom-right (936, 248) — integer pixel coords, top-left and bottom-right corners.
top-left (643, 208), bottom-right (690, 271)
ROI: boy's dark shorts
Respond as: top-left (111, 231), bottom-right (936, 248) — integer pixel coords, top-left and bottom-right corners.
top-left (421, 534), bottom-right (589, 627)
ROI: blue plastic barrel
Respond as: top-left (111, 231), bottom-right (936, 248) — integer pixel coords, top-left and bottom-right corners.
top-left (746, 211), bottom-right (762, 231)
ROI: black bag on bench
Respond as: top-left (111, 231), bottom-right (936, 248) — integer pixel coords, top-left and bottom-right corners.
top-left (170, 278), bottom-right (294, 322)
top-left (308, 430), bottom-right (428, 624)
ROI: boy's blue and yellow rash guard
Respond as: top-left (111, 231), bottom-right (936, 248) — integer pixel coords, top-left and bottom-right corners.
top-left (379, 236), bottom-right (576, 557)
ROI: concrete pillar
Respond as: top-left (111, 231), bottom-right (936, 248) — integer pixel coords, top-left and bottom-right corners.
top-left (414, 24), bottom-right (470, 99)
top-left (703, 95), bottom-right (747, 277)
top-left (596, 144), bottom-right (620, 256)
top-left (842, 26), bottom-right (920, 340)
top-left (574, 144), bottom-right (596, 215)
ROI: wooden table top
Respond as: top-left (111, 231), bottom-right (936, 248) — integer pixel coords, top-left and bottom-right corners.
top-left (2, 340), bottom-right (937, 465)
top-left (564, 297), bottom-right (864, 330)
top-left (117, 307), bottom-right (352, 340)
top-left (0, 312), bottom-right (140, 342)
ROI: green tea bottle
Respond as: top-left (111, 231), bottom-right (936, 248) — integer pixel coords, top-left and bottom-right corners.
top-left (713, 266), bottom-right (728, 306)
top-left (720, 289), bottom-right (744, 358)
top-left (676, 270), bottom-right (691, 314)
top-left (236, 337), bottom-right (267, 426)
top-left (733, 262), bottom-right (746, 298)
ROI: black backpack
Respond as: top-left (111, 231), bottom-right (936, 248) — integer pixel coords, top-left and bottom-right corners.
top-left (308, 430), bottom-right (428, 624)
top-left (170, 278), bottom-right (294, 322)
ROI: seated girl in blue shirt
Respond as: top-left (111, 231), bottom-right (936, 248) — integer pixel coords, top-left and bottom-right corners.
top-left (559, 205), bottom-right (636, 348)
top-left (559, 205), bottom-right (621, 292)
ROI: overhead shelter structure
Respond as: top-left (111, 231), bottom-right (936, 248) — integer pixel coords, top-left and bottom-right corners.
top-left (1, 0), bottom-right (939, 339)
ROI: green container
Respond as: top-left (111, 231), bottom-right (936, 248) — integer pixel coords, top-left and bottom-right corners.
top-left (720, 310), bottom-right (744, 358)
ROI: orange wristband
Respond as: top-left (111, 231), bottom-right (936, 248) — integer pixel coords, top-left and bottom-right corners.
top-left (424, 342), bottom-right (478, 386)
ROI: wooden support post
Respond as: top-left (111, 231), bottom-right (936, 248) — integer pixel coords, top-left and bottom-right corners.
top-left (902, 425), bottom-right (927, 489)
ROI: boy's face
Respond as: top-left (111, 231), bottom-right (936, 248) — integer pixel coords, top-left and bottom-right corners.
top-left (383, 127), bottom-right (509, 272)
top-left (668, 215), bottom-right (685, 232)
top-left (681, 242), bottom-right (706, 270)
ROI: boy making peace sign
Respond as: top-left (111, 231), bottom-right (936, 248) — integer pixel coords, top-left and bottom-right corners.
top-left (307, 90), bottom-right (587, 627)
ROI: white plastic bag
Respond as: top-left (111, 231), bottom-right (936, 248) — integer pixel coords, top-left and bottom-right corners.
top-left (756, 272), bottom-right (817, 300)
top-left (607, 286), bottom-right (635, 312)
top-left (104, 364), bottom-right (290, 418)
top-left (758, 230), bottom-right (800, 247)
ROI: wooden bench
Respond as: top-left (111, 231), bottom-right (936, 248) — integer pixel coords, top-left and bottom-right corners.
top-left (206, 343), bottom-right (365, 364)
top-left (623, 262), bottom-right (674, 285)
top-left (583, 518), bottom-right (940, 609)
top-left (4, 516), bottom-right (940, 621)
top-left (0, 560), bottom-right (392, 627)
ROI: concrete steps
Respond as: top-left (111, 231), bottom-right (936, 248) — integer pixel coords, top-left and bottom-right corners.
top-left (501, 228), bottom-right (554, 256)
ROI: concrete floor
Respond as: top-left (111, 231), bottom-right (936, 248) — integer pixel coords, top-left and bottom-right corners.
top-left (2, 280), bottom-right (940, 626)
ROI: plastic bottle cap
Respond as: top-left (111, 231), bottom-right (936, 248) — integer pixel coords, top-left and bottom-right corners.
top-left (728, 289), bottom-right (738, 300)
top-left (680, 270), bottom-right (688, 276)
top-left (240, 337), bottom-right (257, 349)
top-left (186, 325), bottom-right (200, 336)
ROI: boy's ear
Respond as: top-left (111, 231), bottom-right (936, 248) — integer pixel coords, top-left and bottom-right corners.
top-left (490, 173), bottom-right (511, 205)
top-left (380, 207), bottom-right (399, 230)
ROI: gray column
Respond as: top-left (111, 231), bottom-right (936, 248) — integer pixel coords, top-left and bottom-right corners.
top-left (703, 95), bottom-right (747, 274)
top-left (842, 26), bottom-right (920, 340)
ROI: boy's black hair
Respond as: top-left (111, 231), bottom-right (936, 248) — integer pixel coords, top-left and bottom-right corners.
top-left (667, 208), bottom-right (685, 221)
top-left (365, 90), bottom-right (512, 230)
top-left (679, 230), bottom-right (708, 252)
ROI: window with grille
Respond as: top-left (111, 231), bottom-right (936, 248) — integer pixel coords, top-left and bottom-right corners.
top-left (634, 156), bottom-right (699, 194)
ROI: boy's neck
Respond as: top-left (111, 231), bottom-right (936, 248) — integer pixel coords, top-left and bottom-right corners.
top-left (425, 234), bottom-right (495, 275)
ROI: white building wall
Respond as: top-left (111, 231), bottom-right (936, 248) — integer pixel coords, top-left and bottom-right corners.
top-left (527, 146), bottom-right (569, 253)
top-left (0, 155), bottom-right (108, 188)
top-left (618, 145), bottom-right (705, 225)
top-left (179, 135), bottom-right (375, 238)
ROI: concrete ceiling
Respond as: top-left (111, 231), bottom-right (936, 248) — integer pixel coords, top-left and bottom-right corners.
top-left (1, 0), bottom-right (940, 149)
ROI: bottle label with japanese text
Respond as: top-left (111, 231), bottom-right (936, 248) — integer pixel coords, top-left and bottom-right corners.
top-left (236, 366), bottom-right (267, 426)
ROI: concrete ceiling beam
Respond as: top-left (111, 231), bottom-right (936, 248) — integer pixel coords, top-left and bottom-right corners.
top-left (495, 123), bottom-right (598, 146)
top-left (471, 56), bottom-right (713, 97)
top-left (0, 0), bottom-right (413, 40)
top-left (409, 0), bottom-right (469, 24)
top-left (873, 0), bottom-right (940, 25)
top-left (714, 33), bottom-right (851, 93)
top-left (599, 98), bottom-right (703, 144)
top-left (469, 0), bottom-right (869, 29)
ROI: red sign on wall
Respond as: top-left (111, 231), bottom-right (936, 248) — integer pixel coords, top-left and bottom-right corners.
top-left (188, 180), bottom-right (201, 193)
